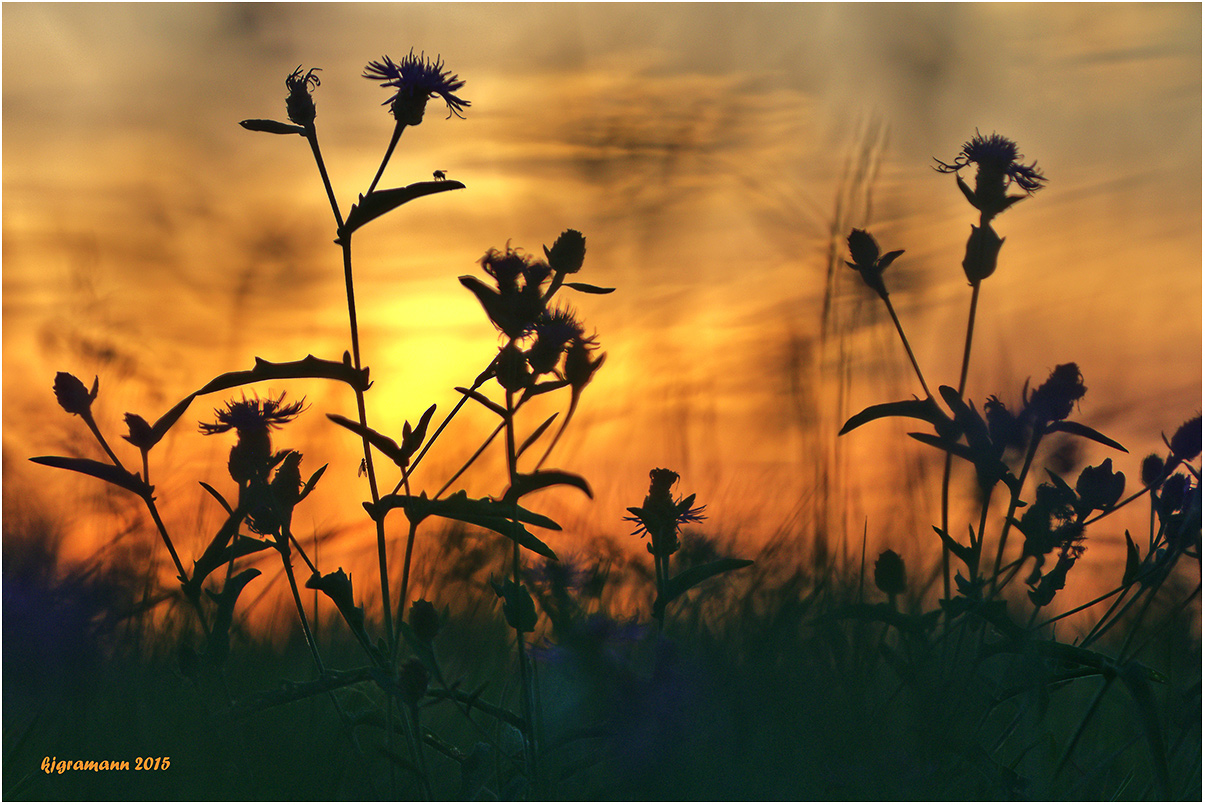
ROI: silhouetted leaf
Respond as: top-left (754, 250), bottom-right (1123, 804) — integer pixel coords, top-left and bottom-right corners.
top-left (654, 558), bottom-right (753, 619)
top-left (327, 414), bottom-right (406, 466)
top-left (563, 282), bottom-right (615, 294)
top-left (517, 414), bottom-right (558, 458)
top-left (184, 507), bottom-right (244, 597)
top-left (367, 491), bottom-right (559, 559)
top-left (1123, 531), bottom-right (1142, 587)
top-left (1046, 420), bottom-right (1128, 453)
top-left (29, 456), bottom-right (150, 497)
top-left (932, 526), bottom-right (975, 567)
top-left (840, 397), bottom-right (948, 436)
top-left (195, 355), bottom-right (369, 395)
top-left (504, 470), bottom-right (592, 503)
top-left (454, 386), bottom-right (507, 418)
top-left (907, 432), bottom-right (980, 465)
top-left (338, 181), bottom-right (465, 241)
top-left (299, 464), bottom-right (327, 502)
top-left (205, 568), bottom-right (261, 665)
top-left (139, 392), bottom-right (198, 447)
top-left (239, 119), bottom-right (306, 135)
top-left (199, 482), bottom-right (234, 515)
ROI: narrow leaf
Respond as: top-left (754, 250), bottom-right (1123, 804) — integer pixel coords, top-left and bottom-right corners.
top-left (840, 397), bottom-right (947, 436)
top-left (517, 414), bottom-right (558, 458)
top-left (149, 393), bottom-right (198, 445)
top-left (1123, 530), bottom-right (1141, 587)
top-left (931, 526), bottom-right (974, 567)
top-left (339, 181), bottom-right (465, 240)
top-left (199, 482), bottom-right (234, 515)
top-left (1118, 661), bottom-right (1172, 798)
top-left (327, 414), bottom-right (406, 467)
top-left (239, 119), bottom-right (306, 135)
top-left (654, 558), bottom-right (753, 619)
top-left (1046, 420), bottom-right (1128, 453)
top-left (195, 354), bottom-right (369, 395)
top-left (29, 456), bottom-right (150, 497)
top-left (563, 282), bottom-right (615, 294)
top-left (504, 470), bottom-right (593, 503)
top-left (454, 387), bottom-right (507, 418)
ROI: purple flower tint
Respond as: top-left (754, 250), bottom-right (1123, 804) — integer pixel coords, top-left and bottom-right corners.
top-left (363, 50), bottom-right (470, 120)
top-left (934, 130), bottom-right (1046, 194)
top-left (199, 392), bottom-right (307, 437)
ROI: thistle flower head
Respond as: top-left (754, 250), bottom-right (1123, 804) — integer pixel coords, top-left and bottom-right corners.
top-left (284, 66), bottom-right (321, 128)
top-left (845, 228), bottom-right (903, 300)
top-left (199, 392), bottom-right (307, 437)
top-left (935, 131), bottom-right (1046, 220)
top-left (53, 372), bottom-right (98, 417)
top-left (529, 307), bottom-right (585, 374)
top-left (363, 50), bottom-right (469, 124)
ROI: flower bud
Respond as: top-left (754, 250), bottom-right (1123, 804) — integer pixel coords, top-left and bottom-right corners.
top-left (409, 599), bottom-right (441, 643)
top-left (1025, 363), bottom-right (1086, 425)
top-left (962, 223), bottom-right (1004, 284)
top-left (1141, 453), bottom-right (1168, 487)
top-left (284, 67), bottom-right (320, 129)
top-left (53, 372), bottom-right (98, 417)
top-left (1075, 458), bottom-right (1125, 513)
top-left (545, 229), bottom-right (586, 274)
top-left (1169, 415), bottom-right (1202, 461)
top-left (495, 343), bottom-right (532, 393)
top-left (874, 549), bottom-right (907, 597)
top-left (123, 413), bottom-right (156, 450)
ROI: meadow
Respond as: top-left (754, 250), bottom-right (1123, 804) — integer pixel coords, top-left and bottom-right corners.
top-left (4, 50), bottom-right (1201, 801)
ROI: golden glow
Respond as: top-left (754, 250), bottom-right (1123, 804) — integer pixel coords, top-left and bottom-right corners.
top-left (4, 4), bottom-right (1200, 624)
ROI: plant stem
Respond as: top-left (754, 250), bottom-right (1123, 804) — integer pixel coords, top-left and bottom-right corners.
top-left (305, 129), bottom-right (344, 230)
top-left (366, 122), bottom-right (406, 197)
top-left (880, 294), bottom-right (933, 400)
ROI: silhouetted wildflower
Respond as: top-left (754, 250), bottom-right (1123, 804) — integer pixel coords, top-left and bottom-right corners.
top-left (1028, 544), bottom-right (1082, 608)
top-left (1075, 458), bottom-right (1125, 515)
top-left (285, 66), bottom-right (320, 128)
top-left (122, 413), bottom-right (156, 451)
top-left (1141, 452), bottom-right (1169, 487)
top-left (962, 222), bottom-right (1005, 283)
top-left (565, 336), bottom-right (605, 392)
top-left (845, 228), bottom-right (903, 301)
top-left (874, 549), bottom-right (907, 597)
top-left (529, 307), bottom-right (584, 374)
top-left (364, 50), bottom-right (469, 125)
top-left (53, 372), bottom-right (98, 417)
top-left (1023, 363), bottom-right (1086, 425)
top-left (409, 599), bottom-right (441, 643)
top-left (935, 131), bottom-right (1046, 219)
top-left (625, 468), bottom-right (706, 558)
top-left (984, 395), bottom-right (1025, 452)
top-left (200, 393), bottom-right (306, 484)
top-left (1169, 414), bottom-right (1202, 461)
top-left (544, 229), bottom-right (586, 275)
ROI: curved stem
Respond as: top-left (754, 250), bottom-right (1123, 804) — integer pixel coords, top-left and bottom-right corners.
top-left (880, 294), bottom-right (933, 400)
top-left (305, 128), bottom-right (344, 230)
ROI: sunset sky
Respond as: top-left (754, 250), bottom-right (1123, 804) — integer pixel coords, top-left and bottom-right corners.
top-left (4, 3), bottom-right (1200, 615)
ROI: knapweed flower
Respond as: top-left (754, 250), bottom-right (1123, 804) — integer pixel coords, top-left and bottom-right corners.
top-left (1168, 414), bottom-right (1202, 462)
top-left (285, 66), bottom-right (321, 128)
top-left (845, 228), bottom-right (903, 301)
top-left (935, 131), bottom-right (1046, 219)
top-left (122, 413), bottom-right (156, 451)
top-left (1023, 363), bottom-right (1086, 425)
top-left (462, 246), bottom-right (550, 339)
top-left (544, 229), bottom-right (587, 275)
top-left (528, 307), bottom-right (585, 375)
top-left (363, 50), bottom-right (469, 125)
top-left (1075, 458), bottom-right (1125, 516)
top-left (625, 468), bottom-right (706, 558)
top-left (199, 393), bottom-right (306, 483)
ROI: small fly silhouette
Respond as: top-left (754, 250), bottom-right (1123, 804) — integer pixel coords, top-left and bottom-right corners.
top-left (433, 170), bottom-right (448, 181)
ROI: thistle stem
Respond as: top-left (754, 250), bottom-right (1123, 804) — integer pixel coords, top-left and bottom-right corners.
top-left (880, 294), bottom-right (933, 400)
top-left (366, 122), bottom-right (406, 197)
top-left (305, 129), bottom-right (344, 230)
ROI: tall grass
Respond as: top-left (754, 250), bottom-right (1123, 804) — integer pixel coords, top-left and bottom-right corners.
top-left (8, 55), bottom-right (1200, 801)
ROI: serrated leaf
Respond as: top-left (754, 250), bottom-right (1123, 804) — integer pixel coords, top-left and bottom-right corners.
top-left (563, 282), bottom-right (615, 294)
top-left (195, 355), bottom-right (369, 395)
top-left (839, 397), bottom-right (948, 436)
top-left (654, 558), bottom-right (753, 619)
top-left (29, 456), bottom-right (151, 497)
top-left (1045, 420), bottom-right (1128, 453)
top-left (338, 181), bottom-right (465, 241)
top-left (504, 470), bottom-right (593, 503)
top-left (239, 119), bottom-right (307, 135)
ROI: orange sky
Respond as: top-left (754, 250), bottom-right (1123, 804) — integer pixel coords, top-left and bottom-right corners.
top-left (4, 3), bottom-right (1201, 622)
